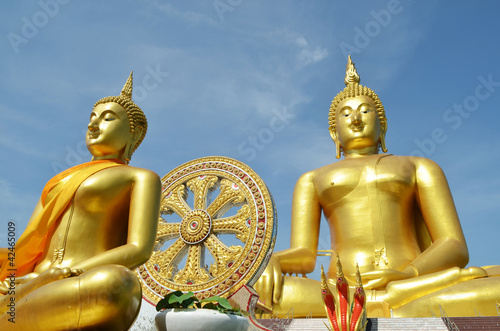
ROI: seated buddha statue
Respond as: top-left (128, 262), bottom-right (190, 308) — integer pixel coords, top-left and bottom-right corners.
top-left (255, 56), bottom-right (500, 318)
top-left (0, 73), bottom-right (161, 330)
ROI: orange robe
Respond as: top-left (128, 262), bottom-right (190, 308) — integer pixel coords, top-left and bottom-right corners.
top-left (0, 160), bottom-right (125, 281)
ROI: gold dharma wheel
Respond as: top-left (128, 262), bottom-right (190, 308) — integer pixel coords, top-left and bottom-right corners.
top-left (137, 156), bottom-right (277, 304)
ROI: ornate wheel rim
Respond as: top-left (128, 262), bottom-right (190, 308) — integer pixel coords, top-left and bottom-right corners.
top-left (136, 156), bottom-right (277, 303)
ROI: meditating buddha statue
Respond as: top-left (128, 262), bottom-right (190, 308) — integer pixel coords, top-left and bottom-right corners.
top-left (255, 56), bottom-right (500, 317)
top-left (0, 73), bottom-right (161, 330)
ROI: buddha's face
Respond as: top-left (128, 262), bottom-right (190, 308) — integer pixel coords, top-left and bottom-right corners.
top-left (333, 95), bottom-right (382, 152)
top-left (86, 102), bottom-right (131, 159)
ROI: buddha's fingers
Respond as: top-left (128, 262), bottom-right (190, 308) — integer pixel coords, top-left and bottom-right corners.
top-left (71, 268), bottom-right (84, 276)
top-left (254, 273), bottom-right (274, 310)
top-left (0, 283), bottom-right (7, 295)
top-left (384, 267), bottom-right (487, 309)
top-left (273, 263), bottom-right (283, 304)
top-left (459, 267), bottom-right (488, 280)
top-left (14, 272), bottom-right (39, 284)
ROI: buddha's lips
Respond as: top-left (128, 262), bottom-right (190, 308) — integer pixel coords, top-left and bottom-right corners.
top-left (88, 131), bottom-right (101, 139)
top-left (350, 124), bottom-right (364, 132)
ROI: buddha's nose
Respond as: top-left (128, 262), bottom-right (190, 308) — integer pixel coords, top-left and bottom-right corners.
top-left (88, 121), bottom-right (98, 131)
top-left (352, 109), bottom-right (361, 124)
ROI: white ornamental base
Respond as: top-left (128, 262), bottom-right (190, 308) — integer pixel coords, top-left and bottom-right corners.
top-left (155, 308), bottom-right (249, 331)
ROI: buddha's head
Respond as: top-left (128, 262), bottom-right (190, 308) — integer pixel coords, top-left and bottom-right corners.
top-left (328, 56), bottom-right (387, 158)
top-left (87, 72), bottom-right (147, 163)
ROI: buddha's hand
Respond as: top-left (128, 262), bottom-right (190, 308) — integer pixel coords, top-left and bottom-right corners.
top-left (7, 268), bottom-right (84, 298)
top-left (16, 267), bottom-right (83, 285)
top-left (13, 272), bottom-right (39, 284)
top-left (0, 272), bottom-right (39, 294)
top-left (0, 282), bottom-right (10, 295)
top-left (359, 267), bottom-right (418, 290)
top-left (254, 255), bottom-right (283, 310)
top-left (36, 267), bottom-right (83, 283)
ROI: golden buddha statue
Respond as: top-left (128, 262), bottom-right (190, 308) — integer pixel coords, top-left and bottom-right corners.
top-left (255, 56), bottom-right (500, 318)
top-left (0, 73), bottom-right (161, 330)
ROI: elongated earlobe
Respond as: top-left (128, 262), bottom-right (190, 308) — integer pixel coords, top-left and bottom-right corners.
top-left (380, 133), bottom-right (388, 153)
top-left (329, 129), bottom-right (342, 159)
top-left (336, 143), bottom-right (342, 159)
top-left (123, 142), bottom-right (133, 164)
top-left (379, 121), bottom-right (388, 153)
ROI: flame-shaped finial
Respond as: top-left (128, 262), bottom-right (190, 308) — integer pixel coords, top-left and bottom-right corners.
top-left (351, 263), bottom-right (367, 331)
top-left (336, 254), bottom-right (344, 278)
top-left (344, 55), bottom-right (360, 86)
top-left (355, 264), bottom-right (362, 287)
top-left (321, 265), bottom-right (328, 290)
top-left (121, 71), bottom-right (133, 99)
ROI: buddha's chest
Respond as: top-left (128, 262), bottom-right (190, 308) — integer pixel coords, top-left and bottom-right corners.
top-left (73, 171), bottom-right (132, 215)
top-left (316, 157), bottom-right (415, 206)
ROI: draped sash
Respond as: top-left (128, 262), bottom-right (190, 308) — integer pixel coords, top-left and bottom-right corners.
top-left (0, 160), bottom-right (125, 280)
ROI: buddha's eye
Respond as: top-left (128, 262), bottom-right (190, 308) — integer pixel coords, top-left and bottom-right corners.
top-left (359, 104), bottom-right (373, 114)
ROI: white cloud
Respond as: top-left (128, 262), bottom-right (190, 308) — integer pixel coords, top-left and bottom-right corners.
top-left (297, 46), bottom-right (329, 67)
top-left (142, 0), bottom-right (216, 25)
top-left (293, 35), bottom-right (329, 68)
top-left (295, 36), bottom-right (308, 48)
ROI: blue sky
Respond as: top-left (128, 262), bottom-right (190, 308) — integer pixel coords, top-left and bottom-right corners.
top-left (1, 1), bottom-right (499, 281)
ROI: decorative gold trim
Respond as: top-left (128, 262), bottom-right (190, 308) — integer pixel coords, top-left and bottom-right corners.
top-left (135, 156), bottom-right (276, 303)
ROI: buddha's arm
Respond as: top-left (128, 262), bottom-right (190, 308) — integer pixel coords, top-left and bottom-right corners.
top-left (73, 170), bottom-right (161, 271)
top-left (411, 157), bottom-right (469, 275)
top-left (277, 171), bottom-right (322, 274)
top-left (255, 171), bottom-right (322, 307)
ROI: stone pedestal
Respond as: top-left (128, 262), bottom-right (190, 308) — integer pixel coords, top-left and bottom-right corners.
top-left (257, 317), bottom-right (450, 330)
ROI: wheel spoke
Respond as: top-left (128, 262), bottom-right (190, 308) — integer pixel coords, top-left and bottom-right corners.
top-left (149, 238), bottom-right (186, 280)
top-left (173, 244), bottom-right (210, 284)
top-left (212, 205), bottom-right (251, 243)
top-left (156, 219), bottom-right (181, 240)
top-left (204, 234), bottom-right (243, 278)
top-left (187, 175), bottom-right (218, 210)
top-left (206, 179), bottom-right (246, 218)
top-left (161, 185), bottom-right (191, 219)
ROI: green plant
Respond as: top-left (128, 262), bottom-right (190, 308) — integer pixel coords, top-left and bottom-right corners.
top-left (155, 291), bottom-right (243, 316)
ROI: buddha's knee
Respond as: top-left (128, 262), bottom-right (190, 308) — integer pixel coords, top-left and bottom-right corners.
top-left (79, 265), bottom-right (141, 329)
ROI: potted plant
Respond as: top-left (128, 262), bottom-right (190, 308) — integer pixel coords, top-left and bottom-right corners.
top-left (155, 291), bottom-right (249, 331)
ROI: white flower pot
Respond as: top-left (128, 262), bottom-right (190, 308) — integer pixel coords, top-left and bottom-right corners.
top-left (155, 308), bottom-right (249, 331)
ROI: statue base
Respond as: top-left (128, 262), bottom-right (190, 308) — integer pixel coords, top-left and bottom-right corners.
top-left (257, 316), bottom-right (500, 330)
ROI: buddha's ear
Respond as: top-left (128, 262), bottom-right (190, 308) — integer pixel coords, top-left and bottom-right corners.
top-left (379, 120), bottom-right (388, 153)
top-left (329, 128), bottom-right (342, 159)
top-left (132, 125), bottom-right (144, 145)
top-left (380, 119), bottom-right (387, 134)
top-left (124, 126), bottom-right (144, 163)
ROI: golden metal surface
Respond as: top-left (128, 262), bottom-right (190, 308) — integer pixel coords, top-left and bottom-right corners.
top-left (254, 56), bottom-right (500, 318)
top-left (137, 156), bottom-right (277, 305)
top-left (0, 73), bottom-right (162, 330)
